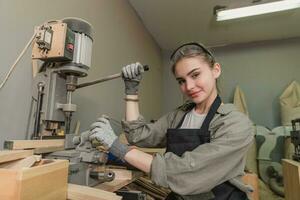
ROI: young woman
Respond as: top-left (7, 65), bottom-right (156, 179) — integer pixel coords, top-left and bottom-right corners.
top-left (90, 42), bottom-right (254, 199)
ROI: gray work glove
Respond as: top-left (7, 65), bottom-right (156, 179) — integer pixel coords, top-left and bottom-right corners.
top-left (122, 62), bottom-right (144, 95)
top-left (89, 117), bottom-right (130, 160)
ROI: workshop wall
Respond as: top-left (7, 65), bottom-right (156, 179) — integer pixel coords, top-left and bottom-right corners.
top-left (0, 0), bottom-right (163, 148)
top-left (162, 38), bottom-right (300, 129)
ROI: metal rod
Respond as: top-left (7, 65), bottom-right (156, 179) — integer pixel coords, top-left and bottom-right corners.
top-left (65, 112), bottom-right (72, 135)
top-left (65, 91), bottom-right (73, 135)
top-left (67, 91), bottom-right (72, 104)
top-left (32, 82), bottom-right (45, 139)
top-left (76, 73), bottom-right (122, 89)
top-left (76, 65), bottom-right (149, 89)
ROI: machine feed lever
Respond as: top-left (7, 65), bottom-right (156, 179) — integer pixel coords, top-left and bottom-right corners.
top-left (76, 65), bottom-right (149, 89)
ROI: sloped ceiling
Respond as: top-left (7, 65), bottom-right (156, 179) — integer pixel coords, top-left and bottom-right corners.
top-left (129, 0), bottom-right (300, 50)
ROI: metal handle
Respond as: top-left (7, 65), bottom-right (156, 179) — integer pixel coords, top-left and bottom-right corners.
top-left (76, 65), bottom-right (149, 89)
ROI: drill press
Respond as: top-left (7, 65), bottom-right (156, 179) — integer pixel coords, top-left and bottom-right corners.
top-left (28, 18), bottom-right (149, 186)
top-left (30, 18), bottom-right (93, 139)
top-left (30, 18), bottom-right (114, 186)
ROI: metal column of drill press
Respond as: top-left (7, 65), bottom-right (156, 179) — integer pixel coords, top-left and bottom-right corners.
top-left (32, 82), bottom-right (45, 139)
top-left (291, 118), bottom-right (300, 161)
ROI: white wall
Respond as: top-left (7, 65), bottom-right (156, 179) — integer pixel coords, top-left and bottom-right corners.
top-left (0, 0), bottom-right (163, 147)
top-left (163, 38), bottom-right (300, 129)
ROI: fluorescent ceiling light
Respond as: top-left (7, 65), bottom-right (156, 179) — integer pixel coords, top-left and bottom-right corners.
top-left (216, 0), bottom-right (300, 21)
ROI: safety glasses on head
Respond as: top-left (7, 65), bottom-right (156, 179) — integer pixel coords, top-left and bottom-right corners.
top-left (170, 42), bottom-right (215, 65)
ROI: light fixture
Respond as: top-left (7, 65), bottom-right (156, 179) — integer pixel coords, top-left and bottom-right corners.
top-left (215, 0), bottom-right (300, 21)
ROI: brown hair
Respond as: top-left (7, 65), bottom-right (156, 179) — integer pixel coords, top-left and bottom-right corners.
top-left (170, 42), bottom-right (220, 92)
top-left (170, 42), bottom-right (215, 74)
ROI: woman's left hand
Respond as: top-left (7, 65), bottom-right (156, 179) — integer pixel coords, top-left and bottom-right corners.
top-left (89, 117), bottom-right (117, 148)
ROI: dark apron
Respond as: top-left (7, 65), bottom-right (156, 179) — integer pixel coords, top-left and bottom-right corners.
top-left (165, 95), bottom-right (247, 200)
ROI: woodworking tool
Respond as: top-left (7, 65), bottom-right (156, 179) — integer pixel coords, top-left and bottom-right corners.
top-left (27, 17), bottom-right (149, 187)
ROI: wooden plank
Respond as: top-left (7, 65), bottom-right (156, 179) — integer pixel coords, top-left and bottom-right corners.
top-left (0, 155), bottom-right (41, 170)
top-left (0, 150), bottom-right (33, 164)
top-left (0, 168), bottom-right (21, 199)
top-left (95, 169), bottom-right (142, 192)
top-left (67, 183), bottom-right (121, 200)
top-left (21, 159), bottom-right (68, 200)
top-left (282, 159), bottom-right (300, 200)
top-left (4, 139), bottom-right (65, 150)
top-left (95, 179), bottom-right (132, 192)
top-left (0, 159), bottom-right (68, 200)
top-left (112, 168), bottom-right (132, 180)
top-left (33, 146), bottom-right (65, 154)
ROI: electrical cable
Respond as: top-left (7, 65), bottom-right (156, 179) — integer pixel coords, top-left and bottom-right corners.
top-left (0, 32), bottom-right (36, 90)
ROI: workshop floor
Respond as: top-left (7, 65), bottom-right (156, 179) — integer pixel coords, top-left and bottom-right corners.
top-left (259, 179), bottom-right (284, 200)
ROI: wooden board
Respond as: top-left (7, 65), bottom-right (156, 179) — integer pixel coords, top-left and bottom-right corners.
top-left (4, 139), bottom-right (64, 150)
top-left (95, 168), bottom-right (143, 192)
top-left (67, 183), bottom-right (121, 200)
top-left (112, 168), bottom-right (132, 180)
top-left (282, 159), bottom-right (300, 200)
top-left (0, 155), bottom-right (41, 170)
top-left (33, 146), bottom-right (65, 154)
top-left (95, 179), bottom-right (133, 192)
top-left (0, 150), bottom-right (33, 164)
top-left (0, 159), bottom-right (68, 200)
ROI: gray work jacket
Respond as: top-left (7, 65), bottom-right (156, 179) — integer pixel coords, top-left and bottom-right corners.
top-left (122, 102), bottom-right (254, 198)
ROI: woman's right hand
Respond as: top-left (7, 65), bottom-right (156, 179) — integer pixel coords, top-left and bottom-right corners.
top-left (122, 62), bottom-right (144, 95)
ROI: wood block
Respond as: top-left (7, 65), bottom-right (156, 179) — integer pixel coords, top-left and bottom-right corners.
top-left (0, 159), bottom-right (69, 200)
top-left (33, 146), bottom-right (65, 154)
top-left (282, 159), bottom-right (300, 200)
top-left (0, 155), bottom-right (41, 170)
top-left (0, 150), bottom-right (33, 164)
top-left (67, 183), bottom-right (122, 200)
top-left (4, 139), bottom-right (64, 150)
top-left (112, 168), bottom-right (132, 180)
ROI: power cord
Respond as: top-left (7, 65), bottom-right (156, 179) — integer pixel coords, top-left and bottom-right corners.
top-left (0, 32), bottom-right (36, 90)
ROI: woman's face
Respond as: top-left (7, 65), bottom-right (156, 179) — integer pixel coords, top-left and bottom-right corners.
top-left (174, 56), bottom-right (221, 105)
